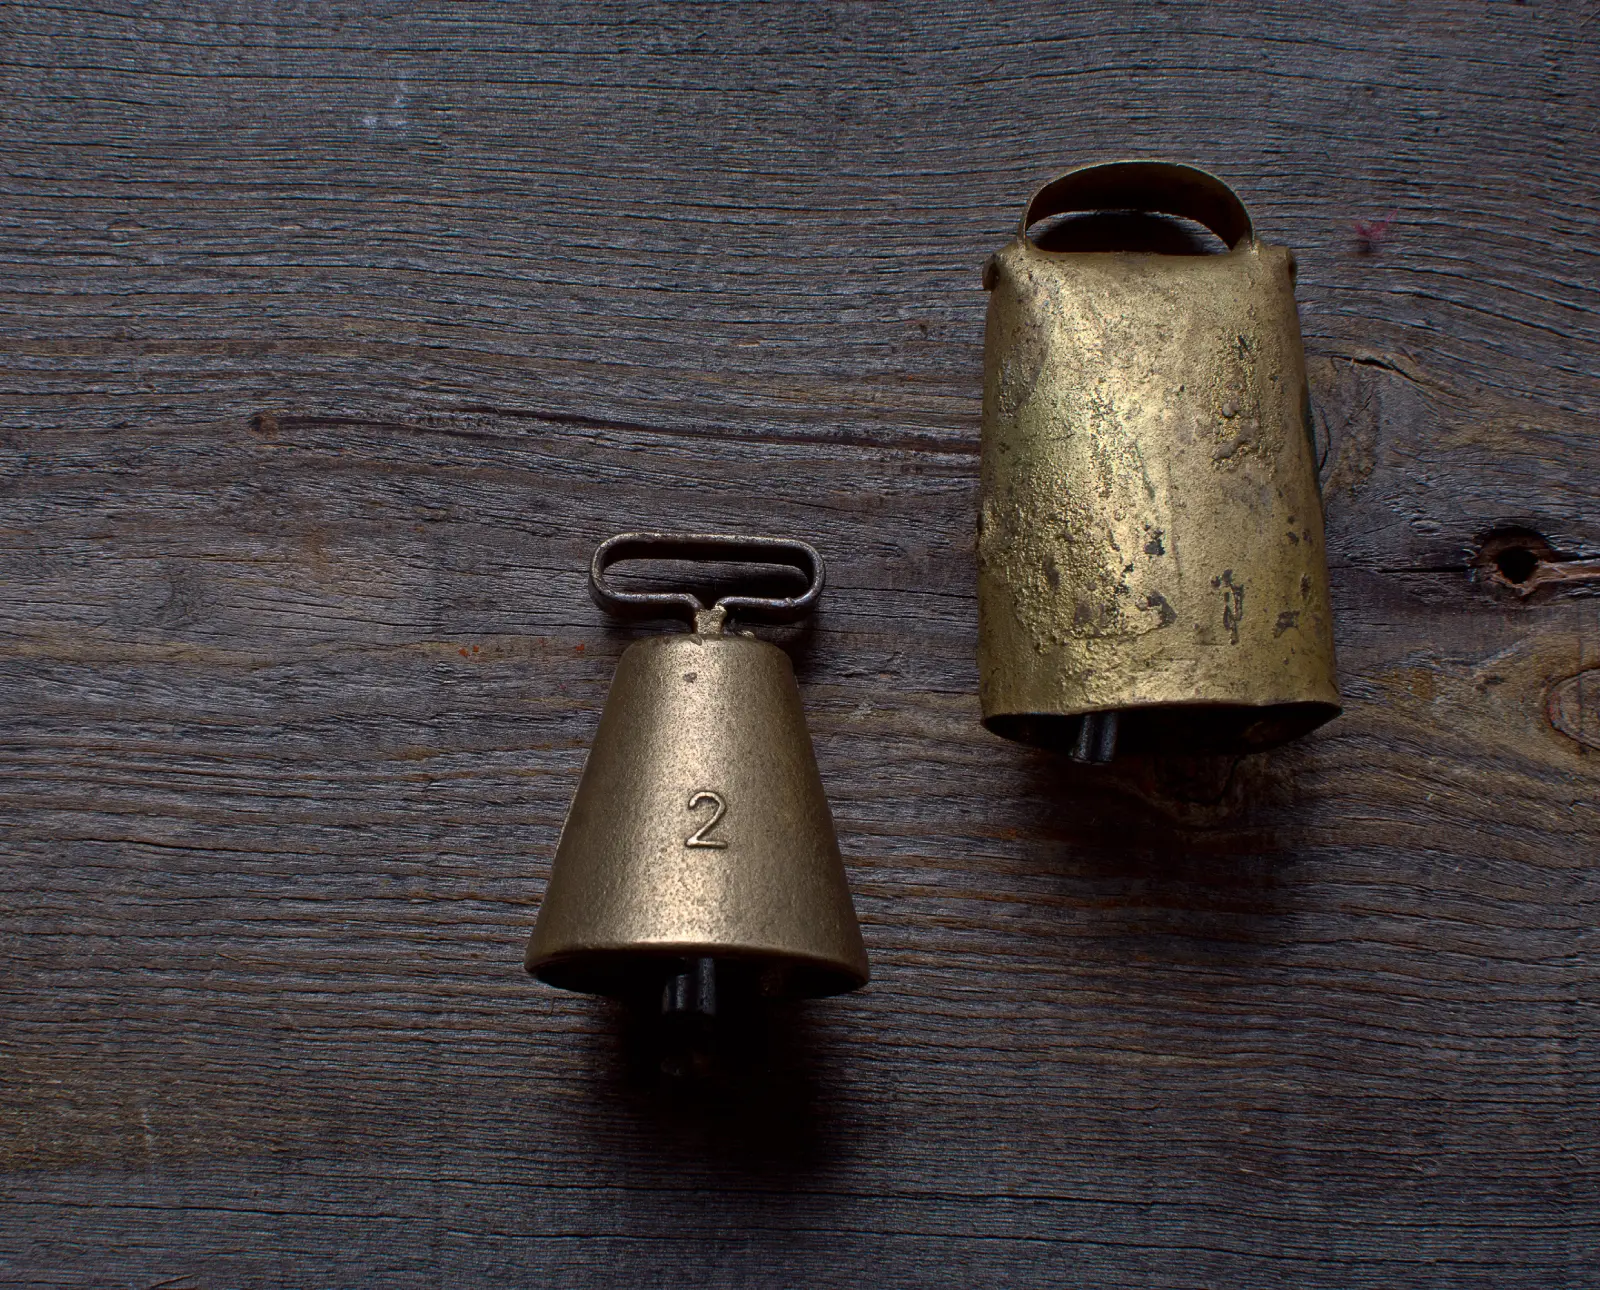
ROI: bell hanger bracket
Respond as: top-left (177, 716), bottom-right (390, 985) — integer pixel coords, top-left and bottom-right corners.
top-left (589, 532), bottom-right (825, 634)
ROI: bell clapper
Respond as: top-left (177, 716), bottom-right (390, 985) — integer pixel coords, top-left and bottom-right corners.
top-left (662, 955), bottom-right (719, 1019)
top-left (656, 956), bottom-right (719, 1081)
top-left (1069, 710), bottom-right (1119, 764)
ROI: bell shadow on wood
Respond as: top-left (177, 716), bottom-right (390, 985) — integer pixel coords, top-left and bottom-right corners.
top-left (553, 610), bottom-right (850, 1180)
top-left (579, 995), bottom-right (844, 1179)
top-left (1011, 746), bottom-right (1302, 948)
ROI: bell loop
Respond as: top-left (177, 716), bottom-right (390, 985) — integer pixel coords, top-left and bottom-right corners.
top-left (588, 531), bottom-right (825, 629)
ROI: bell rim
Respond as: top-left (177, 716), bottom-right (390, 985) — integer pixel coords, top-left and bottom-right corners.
top-left (983, 698), bottom-right (1341, 756)
top-left (525, 943), bottom-right (869, 1000)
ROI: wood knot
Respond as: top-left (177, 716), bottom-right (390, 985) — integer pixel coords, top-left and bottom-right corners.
top-left (1548, 670), bottom-right (1600, 751)
top-left (1474, 527), bottom-right (1600, 602)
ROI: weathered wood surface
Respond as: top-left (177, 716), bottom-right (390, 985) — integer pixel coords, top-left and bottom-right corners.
top-left (2, 2), bottom-right (1597, 1285)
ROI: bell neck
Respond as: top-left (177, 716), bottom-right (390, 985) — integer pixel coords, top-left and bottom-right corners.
top-left (692, 605), bottom-right (730, 636)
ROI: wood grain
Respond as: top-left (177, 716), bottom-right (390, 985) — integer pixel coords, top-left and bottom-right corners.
top-left (2, 2), bottom-right (1597, 1286)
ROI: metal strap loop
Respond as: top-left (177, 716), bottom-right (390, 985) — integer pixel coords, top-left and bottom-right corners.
top-left (589, 532), bottom-right (825, 626)
top-left (1021, 161), bottom-right (1254, 250)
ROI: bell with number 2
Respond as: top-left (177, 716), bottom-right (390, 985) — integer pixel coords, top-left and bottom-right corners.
top-left (526, 533), bottom-right (868, 1012)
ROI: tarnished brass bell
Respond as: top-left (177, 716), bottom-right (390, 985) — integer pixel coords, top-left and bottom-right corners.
top-left (526, 533), bottom-right (868, 1013)
top-left (978, 161), bottom-right (1341, 761)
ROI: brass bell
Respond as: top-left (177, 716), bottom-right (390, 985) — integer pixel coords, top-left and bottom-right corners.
top-left (978, 161), bottom-right (1341, 761)
top-left (526, 533), bottom-right (869, 1015)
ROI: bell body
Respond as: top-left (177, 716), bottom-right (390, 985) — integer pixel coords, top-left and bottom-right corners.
top-left (979, 168), bottom-right (1340, 753)
top-left (527, 629), bottom-right (868, 999)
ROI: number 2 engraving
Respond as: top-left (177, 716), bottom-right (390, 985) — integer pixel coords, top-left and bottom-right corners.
top-left (685, 790), bottom-right (729, 849)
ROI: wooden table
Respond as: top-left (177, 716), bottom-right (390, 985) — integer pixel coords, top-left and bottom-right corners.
top-left (4, 3), bottom-right (1596, 1285)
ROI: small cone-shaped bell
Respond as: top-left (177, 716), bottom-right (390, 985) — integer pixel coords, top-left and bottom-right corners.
top-left (527, 535), bottom-right (868, 1002)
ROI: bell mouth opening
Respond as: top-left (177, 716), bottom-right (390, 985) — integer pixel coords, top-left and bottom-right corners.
top-left (529, 948), bottom-right (865, 1003)
top-left (985, 700), bottom-right (1340, 758)
top-left (1027, 211), bottom-right (1233, 257)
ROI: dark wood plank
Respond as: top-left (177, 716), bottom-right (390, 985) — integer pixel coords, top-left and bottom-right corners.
top-left (2, 2), bottom-right (1597, 1286)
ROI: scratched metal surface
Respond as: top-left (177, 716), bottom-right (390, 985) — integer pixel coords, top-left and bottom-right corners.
top-left (2, 2), bottom-right (1597, 1286)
